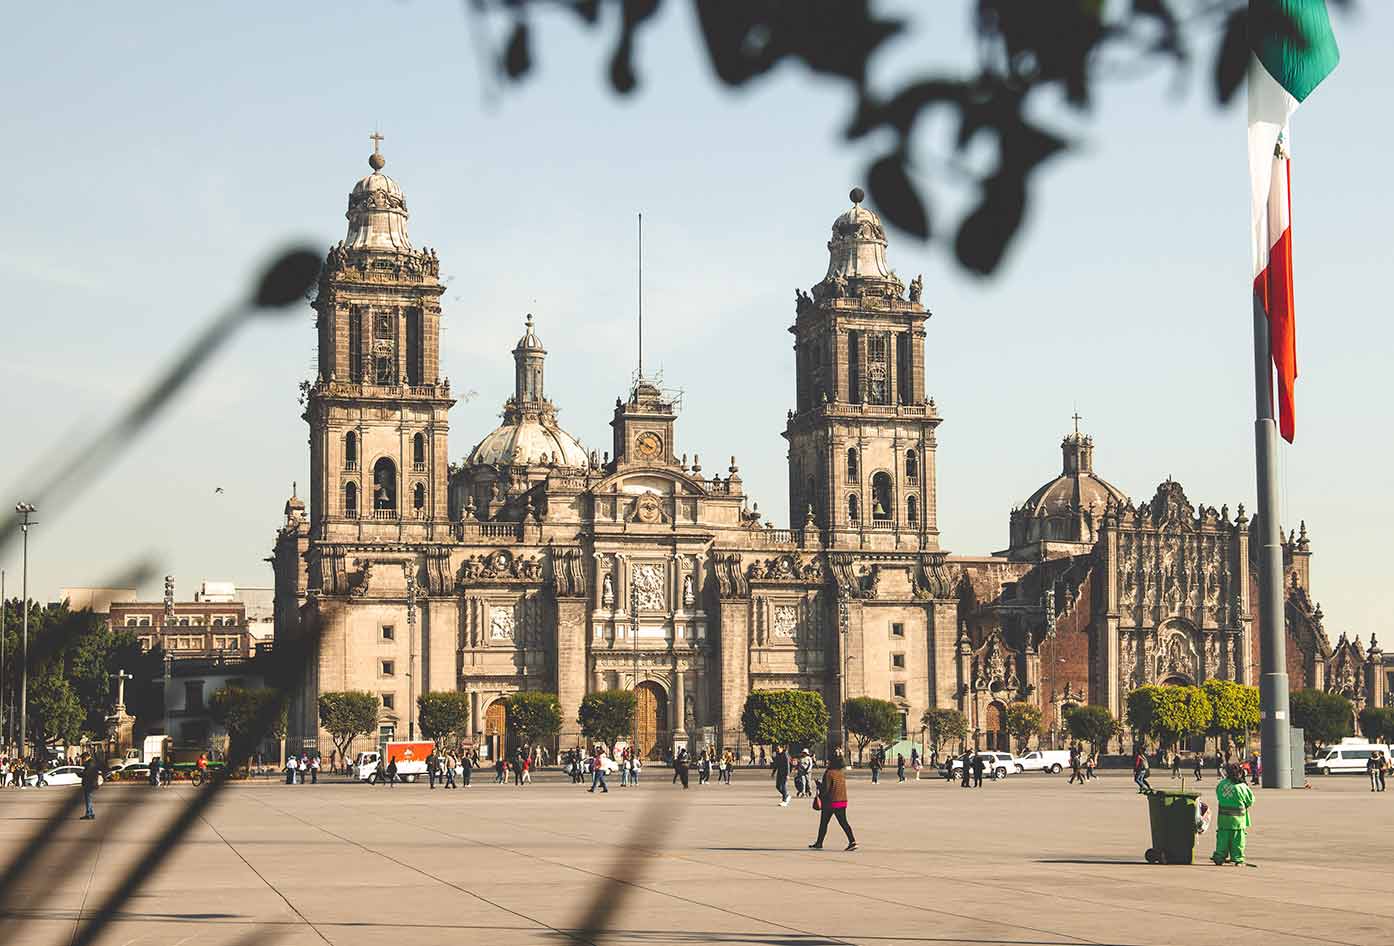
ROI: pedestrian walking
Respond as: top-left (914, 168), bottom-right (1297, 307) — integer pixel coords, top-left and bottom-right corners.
top-left (375, 756), bottom-right (386, 785)
top-left (759, 747), bottom-right (767, 768)
top-left (721, 750), bottom-right (733, 784)
top-left (1133, 748), bottom-right (1153, 794)
top-left (428, 750), bottom-right (440, 789)
top-left (869, 747), bottom-right (882, 784)
top-left (911, 747), bottom-right (922, 780)
top-left (385, 758), bottom-right (398, 787)
top-left (674, 748), bottom-right (691, 789)
top-left (1251, 752), bottom-right (1262, 786)
top-left (959, 750), bottom-right (972, 788)
top-left (1369, 752), bottom-right (1382, 792)
top-left (971, 752), bottom-right (985, 788)
top-left (1192, 752), bottom-right (1204, 782)
top-left (1171, 751), bottom-right (1181, 779)
top-left (1085, 750), bottom-right (1097, 780)
top-left (896, 753), bottom-right (906, 783)
top-left (310, 755), bottom-right (319, 784)
top-left (285, 756), bottom-right (298, 785)
top-left (495, 757), bottom-right (507, 784)
top-left (1211, 763), bottom-right (1255, 865)
top-left (1068, 745), bottom-right (1083, 785)
top-left (808, 750), bottom-right (856, 851)
top-left (461, 751), bottom-right (472, 787)
top-left (588, 749), bottom-right (609, 793)
top-left (149, 756), bottom-right (162, 788)
top-left (79, 752), bottom-right (100, 820)
top-left (772, 745), bottom-right (790, 805)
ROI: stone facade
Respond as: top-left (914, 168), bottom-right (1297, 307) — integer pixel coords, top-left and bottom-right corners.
top-left (274, 150), bottom-right (1381, 762)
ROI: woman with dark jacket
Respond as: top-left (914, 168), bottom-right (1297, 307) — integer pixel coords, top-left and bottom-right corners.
top-left (809, 750), bottom-right (857, 851)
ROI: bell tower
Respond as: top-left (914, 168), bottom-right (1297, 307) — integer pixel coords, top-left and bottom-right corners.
top-left (783, 188), bottom-right (941, 550)
top-left (305, 135), bottom-right (455, 540)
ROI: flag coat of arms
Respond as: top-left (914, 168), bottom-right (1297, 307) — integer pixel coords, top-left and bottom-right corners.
top-left (1248, 0), bottom-right (1340, 443)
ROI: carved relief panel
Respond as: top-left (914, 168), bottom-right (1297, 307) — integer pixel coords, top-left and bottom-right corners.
top-left (631, 562), bottom-right (667, 611)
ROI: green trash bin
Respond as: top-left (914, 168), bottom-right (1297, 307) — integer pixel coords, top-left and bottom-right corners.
top-left (1143, 790), bottom-right (1199, 865)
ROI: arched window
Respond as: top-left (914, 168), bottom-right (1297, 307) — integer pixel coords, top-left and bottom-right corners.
top-left (413, 482), bottom-right (426, 512)
top-left (412, 433), bottom-right (426, 468)
top-left (905, 449), bottom-right (917, 480)
top-left (847, 494), bottom-right (860, 523)
top-left (907, 494), bottom-right (918, 527)
top-left (372, 458), bottom-right (397, 511)
top-left (345, 431), bottom-right (358, 470)
top-left (344, 481), bottom-right (358, 518)
top-left (871, 472), bottom-right (893, 521)
top-left (846, 448), bottom-right (859, 482)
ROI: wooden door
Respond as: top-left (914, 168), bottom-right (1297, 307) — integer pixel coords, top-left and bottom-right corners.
top-left (485, 701), bottom-right (506, 761)
top-left (634, 683), bottom-right (668, 760)
top-left (985, 701), bottom-right (1007, 752)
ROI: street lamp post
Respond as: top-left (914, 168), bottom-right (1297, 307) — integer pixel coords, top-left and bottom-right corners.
top-left (15, 503), bottom-right (36, 759)
top-left (629, 589), bottom-right (639, 753)
top-left (838, 596), bottom-right (849, 757)
top-left (1, 568), bottom-right (6, 751)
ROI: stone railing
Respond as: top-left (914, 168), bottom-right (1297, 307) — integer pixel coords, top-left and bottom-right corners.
top-left (454, 521), bottom-right (524, 542)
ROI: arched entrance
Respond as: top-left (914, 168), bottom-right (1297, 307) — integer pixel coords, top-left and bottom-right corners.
top-left (484, 700), bottom-right (507, 761)
top-left (985, 701), bottom-right (1008, 751)
top-left (633, 682), bottom-right (668, 761)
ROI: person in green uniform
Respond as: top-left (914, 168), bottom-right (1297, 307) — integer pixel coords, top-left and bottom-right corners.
top-left (1211, 762), bottom-right (1255, 866)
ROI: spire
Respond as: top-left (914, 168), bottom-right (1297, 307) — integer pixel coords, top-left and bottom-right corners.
top-left (512, 313), bottom-right (547, 406)
top-left (344, 132), bottom-right (412, 252)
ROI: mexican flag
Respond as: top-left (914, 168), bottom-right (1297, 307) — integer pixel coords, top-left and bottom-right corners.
top-left (1248, 0), bottom-right (1340, 443)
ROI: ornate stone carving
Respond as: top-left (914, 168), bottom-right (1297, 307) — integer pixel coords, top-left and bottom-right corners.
top-left (602, 573), bottom-right (616, 607)
top-left (490, 607), bottom-right (514, 640)
top-left (631, 562), bottom-right (666, 611)
top-left (682, 574), bottom-right (695, 607)
top-left (457, 548), bottom-right (543, 587)
top-left (772, 605), bottom-right (799, 640)
top-left (549, 546), bottom-right (589, 599)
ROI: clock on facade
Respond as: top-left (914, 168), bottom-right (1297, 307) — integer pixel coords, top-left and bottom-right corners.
top-left (635, 431), bottom-right (663, 461)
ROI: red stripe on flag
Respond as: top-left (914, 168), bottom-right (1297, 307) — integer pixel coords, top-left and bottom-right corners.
top-left (1254, 164), bottom-right (1297, 443)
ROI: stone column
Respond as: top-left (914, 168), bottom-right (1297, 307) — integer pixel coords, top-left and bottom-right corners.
top-left (555, 596), bottom-right (588, 752)
top-left (717, 595), bottom-right (750, 752)
top-left (673, 661), bottom-right (687, 749)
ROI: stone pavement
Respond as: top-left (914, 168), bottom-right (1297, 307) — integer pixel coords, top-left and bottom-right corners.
top-left (1, 769), bottom-right (1391, 946)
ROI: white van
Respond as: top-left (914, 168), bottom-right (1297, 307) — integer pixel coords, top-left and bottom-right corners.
top-left (1307, 742), bottom-right (1393, 776)
top-left (1017, 749), bottom-right (1071, 774)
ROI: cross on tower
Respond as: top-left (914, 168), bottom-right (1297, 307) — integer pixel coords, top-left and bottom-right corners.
top-left (111, 669), bottom-right (133, 711)
top-left (1072, 410), bottom-right (1082, 436)
top-left (370, 131), bottom-right (384, 154)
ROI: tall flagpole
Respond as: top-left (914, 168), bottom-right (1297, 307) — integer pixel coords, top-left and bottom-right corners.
top-left (638, 212), bottom-right (643, 379)
top-left (1253, 295), bottom-right (1291, 789)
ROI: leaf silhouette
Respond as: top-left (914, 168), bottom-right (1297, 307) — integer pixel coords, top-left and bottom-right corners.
top-left (1214, 9), bottom-right (1247, 104)
top-left (955, 175), bottom-right (1026, 276)
top-left (867, 153), bottom-right (929, 239)
top-left (504, 20), bottom-right (531, 79)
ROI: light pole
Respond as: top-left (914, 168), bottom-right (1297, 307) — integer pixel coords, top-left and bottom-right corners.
top-left (629, 588), bottom-right (639, 753)
top-left (838, 596), bottom-right (849, 757)
top-left (15, 503), bottom-right (36, 759)
top-left (2, 568), bottom-right (6, 751)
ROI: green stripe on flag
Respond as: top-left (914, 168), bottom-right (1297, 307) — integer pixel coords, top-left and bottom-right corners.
top-left (1249, 0), bottom-right (1341, 102)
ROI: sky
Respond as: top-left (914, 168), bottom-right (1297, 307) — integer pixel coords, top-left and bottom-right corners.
top-left (3, 3), bottom-right (1389, 639)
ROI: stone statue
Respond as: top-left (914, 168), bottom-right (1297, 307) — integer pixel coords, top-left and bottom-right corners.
top-left (602, 573), bottom-right (615, 607)
top-left (684, 693), bottom-right (695, 726)
top-left (830, 272), bottom-right (849, 296)
top-left (909, 273), bottom-right (923, 302)
top-left (682, 574), bottom-right (694, 607)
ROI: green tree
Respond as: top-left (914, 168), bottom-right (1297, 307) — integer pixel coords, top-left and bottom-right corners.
top-left (578, 689), bottom-right (636, 753)
top-left (318, 691), bottom-right (381, 764)
top-left (843, 697), bottom-right (899, 762)
top-left (921, 707), bottom-right (969, 758)
top-left (1289, 688), bottom-right (1354, 748)
top-left (1005, 701), bottom-right (1043, 753)
top-left (1124, 686), bottom-right (1160, 746)
top-left (1153, 685), bottom-right (1212, 750)
top-left (27, 669), bottom-right (84, 748)
top-left (506, 691), bottom-right (562, 749)
top-left (1064, 704), bottom-right (1116, 753)
top-left (1358, 706), bottom-right (1394, 745)
top-left (1202, 678), bottom-right (1260, 750)
top-left (741, 689), bottom-right (828, 752)
top-left (208, 686), bottom-right (286, 757)
top-left (417, 691), bottom-right (471, 746)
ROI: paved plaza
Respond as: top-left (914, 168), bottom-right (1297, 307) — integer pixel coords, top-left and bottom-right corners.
top-left (2, 770), bottom-right (1391, 946)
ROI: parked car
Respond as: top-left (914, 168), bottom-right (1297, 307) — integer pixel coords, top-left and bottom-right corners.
top-left (105, 760), bottom-right (151, 781)
top-left (27, 765), bottom-right (103, 788)
top-left (1306, 742), bottom-right (1394, 776)
top-left (1016, 750), bottom-right (1071, 774)
top-left (942, 752), bottom-right (1015, 780)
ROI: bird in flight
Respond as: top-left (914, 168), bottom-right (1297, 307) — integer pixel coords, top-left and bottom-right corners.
top-left (214, 487), bottom-right (224, 494)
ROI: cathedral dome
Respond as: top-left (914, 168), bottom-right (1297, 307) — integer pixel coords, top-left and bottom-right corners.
top-left (468, 417), bottom-right (589, 469)
top-left (824, 187), bottom-right (893, 282)
top-left (514, 313), bottom-right (545, 353)
top-left (1020, 431), bottom-right (1128, 519)
top-left (344, 144), bottom-right (413, 253)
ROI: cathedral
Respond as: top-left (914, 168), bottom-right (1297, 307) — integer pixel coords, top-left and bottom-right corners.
top-left (273, 143), bottom-right (1386, 762)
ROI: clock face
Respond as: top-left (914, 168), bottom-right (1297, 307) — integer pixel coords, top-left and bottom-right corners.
top-left (635, 431), bottom-right (663, 461)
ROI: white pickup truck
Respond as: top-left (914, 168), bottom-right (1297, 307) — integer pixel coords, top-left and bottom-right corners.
top-left (1016, 750), bottom-right (1071, 774)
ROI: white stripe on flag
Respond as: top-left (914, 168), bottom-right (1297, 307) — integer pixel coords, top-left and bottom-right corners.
top-left (1248, 55), bottom-right (1297, 279)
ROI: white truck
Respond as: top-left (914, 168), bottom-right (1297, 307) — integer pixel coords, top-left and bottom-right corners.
top-left (354, 740), bottom-right (434, 783)
top-left (1016, 749), bottom-right (1071, 774)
